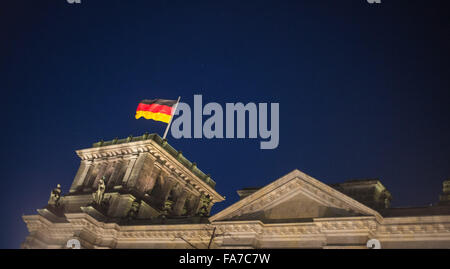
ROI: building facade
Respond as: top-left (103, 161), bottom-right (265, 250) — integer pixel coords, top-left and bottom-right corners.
top-left (22, 134), bottom-right (450, 248)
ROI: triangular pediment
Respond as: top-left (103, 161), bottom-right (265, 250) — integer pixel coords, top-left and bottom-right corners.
top-left (210, 169), bottom-right (381, 222)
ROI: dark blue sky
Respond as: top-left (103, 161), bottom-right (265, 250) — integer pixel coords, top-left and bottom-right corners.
top-left (1, 0), bottom-right (449, 248)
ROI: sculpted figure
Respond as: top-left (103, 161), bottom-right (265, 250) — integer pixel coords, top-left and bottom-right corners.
top-left (198, 194), bottom-right (212, 217)
top-left (48, 184), bottom-right (62, 206)
top-left (161, 194), bottom-right (174, 219)
top-left (92, 177), bottom-right (106, 205)
top-left (126, 200), bottom-right (141, 220)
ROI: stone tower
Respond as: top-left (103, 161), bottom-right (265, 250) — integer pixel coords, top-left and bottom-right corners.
top-left (22, 133), bottom-right (224, 248)
top-left (330, 179), bottom-right (392, 210)
top-left (64, 133), bottom-right (224, 220)
top-left (439, 179), bottom-right (450, 205)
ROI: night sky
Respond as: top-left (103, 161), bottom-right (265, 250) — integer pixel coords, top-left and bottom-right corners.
top-left (1, 0), bottom-right (450, 248)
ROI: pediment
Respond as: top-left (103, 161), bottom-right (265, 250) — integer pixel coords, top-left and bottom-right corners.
top-left (210, 169), bottom-right (381, 222)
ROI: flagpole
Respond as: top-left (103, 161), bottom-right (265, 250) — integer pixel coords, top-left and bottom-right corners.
top-left (162, 96), bottom-right (181, 140)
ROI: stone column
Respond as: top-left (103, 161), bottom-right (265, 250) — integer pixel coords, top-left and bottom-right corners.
top-left (194, 192), bottom-right (205, 214)
top-left (92, 160), bottom-right (108, 188)
top-left (172, 191), bottom-right (188, 216)
top-left (121, 154), bottom-right (139, 186)
top-left (112, 159), bottom-right (129, 188)
top-left (130, 153), bottom-right (156, 193)
top-left (159, 177), bottom-right (176, 209)
top-left (83, 163), bottom-right (100, 191)
top-left (102, 161), bottom-right (117, 185)
top-left (144, 163), bottom-right (161, 194)
top-left (106, 159), bottom-right (122, 189)
top-left (69, 160), bottom-right (93, 193)
top-left (186, 194), bottom-right (201, 216)
top-left (126, 153), bottom-right (149, 189)
top-left (206, 200), bottom-right (214, 215)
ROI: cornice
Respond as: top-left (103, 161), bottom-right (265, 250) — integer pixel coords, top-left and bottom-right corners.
top-left (75, 138), bottom-right (224, 202)
top-left (210, 169), bottom-right (382, 222)
top-left (23, 212), bottom-right (450, 245)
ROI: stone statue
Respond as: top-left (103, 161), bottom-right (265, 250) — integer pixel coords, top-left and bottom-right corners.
top-left (161, 199), bottom-right (174, 219)
top-left (48, 184), bottom-right (62, 207)
top-left (126, 200), bottom-right (141, 220)
top-left (92, 177), bottom-right (106, 205)
top-left (198, 194), bottom-right (212, 217)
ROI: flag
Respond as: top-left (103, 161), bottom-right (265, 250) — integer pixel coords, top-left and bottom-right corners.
top-left (135, 99), bottom-right (178, 123)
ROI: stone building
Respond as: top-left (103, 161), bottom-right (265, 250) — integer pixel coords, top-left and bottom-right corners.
top-left (22, 134), bottom-right (450, 248)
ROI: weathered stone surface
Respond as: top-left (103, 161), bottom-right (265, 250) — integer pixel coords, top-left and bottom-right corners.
top-left (439, 180), bottom-right (450, 205)
top-left (21, 134), bottom-right (450, 249)
top-left (331, 179), bottom-right (392, 210)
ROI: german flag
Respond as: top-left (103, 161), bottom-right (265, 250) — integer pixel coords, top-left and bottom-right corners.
top-left (135, 99), bottom-right (178, 123)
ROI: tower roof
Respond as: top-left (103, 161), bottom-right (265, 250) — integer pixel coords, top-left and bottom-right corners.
top-left (90, 133), bottom-right (216, 188)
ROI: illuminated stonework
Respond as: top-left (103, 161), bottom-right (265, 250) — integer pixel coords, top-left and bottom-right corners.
top-left (22, 134), bottom-right (450, 248)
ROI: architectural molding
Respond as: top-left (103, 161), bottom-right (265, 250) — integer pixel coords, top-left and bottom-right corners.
top-left (210, 169), bottom-right (382, 222)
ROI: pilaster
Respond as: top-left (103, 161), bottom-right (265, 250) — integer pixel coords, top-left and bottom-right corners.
top-left (69, 160), bottom-right (93, 193)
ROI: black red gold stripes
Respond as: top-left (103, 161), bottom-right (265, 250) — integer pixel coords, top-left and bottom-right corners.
top-left (135, 99), bottom-right (177, 123)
